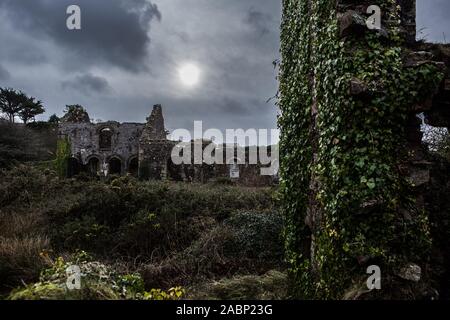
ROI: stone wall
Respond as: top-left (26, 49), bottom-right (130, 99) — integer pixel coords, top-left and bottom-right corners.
top-left (59, 121), bottom-right (144, 175)
top-left (138, 104), bottom-right (174, 180)
top-left (279, 0), bottom-right (450, 299)
top-left (59, 104), bottom-right (278, 186)
top-left (168, 142), bottom-right (277, 185)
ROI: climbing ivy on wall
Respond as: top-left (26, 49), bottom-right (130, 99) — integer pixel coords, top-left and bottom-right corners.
top-left (279, 0), bottom-right (444, 299)
top-left (55, 138), bottom-right (71, 178)
top-left (278, 0), bottom-right (313, 298)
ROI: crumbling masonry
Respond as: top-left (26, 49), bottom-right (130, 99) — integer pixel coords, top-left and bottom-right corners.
top-left (58, 105), bottom-right (276, 186)
top-left (279, 0), bottom-right (450, 299)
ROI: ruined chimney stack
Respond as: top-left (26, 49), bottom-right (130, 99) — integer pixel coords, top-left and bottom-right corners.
top-left (143, 104), bottom-right (167, 141)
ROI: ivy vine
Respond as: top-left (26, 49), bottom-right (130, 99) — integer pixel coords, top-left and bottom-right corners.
top-left (55, 137), bottom-right (71, 178)
top-left (279, 0), bottom-right (443, 299)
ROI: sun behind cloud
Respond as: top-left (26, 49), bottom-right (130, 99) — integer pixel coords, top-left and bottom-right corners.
top-left (178, 63), bottom-right (201, 87)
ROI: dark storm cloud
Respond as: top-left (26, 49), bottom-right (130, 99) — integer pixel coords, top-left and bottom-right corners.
top-left (0, 65), bottom-right (10, 80)
top-left (219, 97), bottom-right (249, 115)
top-left (217, 97), bottom-right (269, 117)
top-left (0, 0), bottom-right (161, 72)
top-left (2, 0), bottom-right (447, 146)
top-left (62, 73), bottom-right (111, 95)
top-left (245, 7), bottom-right (272, 36)
top-left (6, 47), bottom-right (48, 66)
top-left (0, 0), bottom-right (281, 139)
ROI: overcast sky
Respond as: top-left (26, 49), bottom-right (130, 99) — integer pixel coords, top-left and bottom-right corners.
top-left (0, 0), bottom-right (448, 144)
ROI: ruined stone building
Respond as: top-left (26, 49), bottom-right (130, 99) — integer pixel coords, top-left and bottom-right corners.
top-left (58, 104), bottom-right (277, 186)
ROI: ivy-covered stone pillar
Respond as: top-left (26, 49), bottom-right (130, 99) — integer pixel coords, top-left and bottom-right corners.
top-left (279, 0), bottom-right (444, 299)
top-left (139, 105), bottom-right (173, 180)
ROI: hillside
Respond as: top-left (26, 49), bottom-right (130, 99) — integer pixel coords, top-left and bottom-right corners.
top-left (0, 165), bottom-right (286, 299)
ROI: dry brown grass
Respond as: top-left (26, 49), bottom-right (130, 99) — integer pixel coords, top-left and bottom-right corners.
top-left (0, 207), bottom-right (49, 291)
top-left (0, 211), bottom-right (45, 238)
top-left (0, 236), bottom-right (50, 290)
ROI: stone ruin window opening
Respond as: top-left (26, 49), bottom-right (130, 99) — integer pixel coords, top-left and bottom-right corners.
top-left (99, 127), bottom-right (113, 150)
top-left (128, 157), bottom-right (139, 177)
top-left (108, 157), bottom-right (122, 175)
top-left (87, 157), bottom-right (100, 176)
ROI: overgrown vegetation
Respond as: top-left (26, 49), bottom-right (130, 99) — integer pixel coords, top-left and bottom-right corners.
top-left (60, 105), bottom-right (90, 123)
top-left (187, 270), bottom-right (287, 300)
top-left (0, 165), bottom-right (285, 300)
top-left (279, 0), bottom-right (445, 299)
top-left (0, 122), bottom-right (57, 168)
top-left (8, 251), bottom-right (185, 300)
top-left (55, 138), bottom-right (71, 178)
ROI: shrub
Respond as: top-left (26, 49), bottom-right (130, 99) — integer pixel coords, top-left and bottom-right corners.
top-left (141, 211), bottom-right (285, 289)
top-left (8, 252), bottom-right (184, 300)
top-left (188, 270), bottom-right (288, 300)
top-left (213, 177), bottom-right (235, 186)
top-left (0, 164), bottom-right (281, 298)
top-left (34, 174), bottom-right (276, 259)
top-left (0, 124), bottom-right (38, 168)
top-left (224, 211), bottom-right (284, 261)
top-left (0, 123), bottom-right (56, 168)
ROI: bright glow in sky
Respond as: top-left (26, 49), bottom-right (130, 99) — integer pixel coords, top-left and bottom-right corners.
top-left (178, 64), bottom-right (200, 87)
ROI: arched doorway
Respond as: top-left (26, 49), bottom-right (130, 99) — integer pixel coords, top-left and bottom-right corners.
top-left (87, 157), bottom-right (100, 176)
top-left (67, 158), bottom-right (81, 177)
top-left (128, 157), bottom-right (139, 177)
top-left (108, 157), bottom-right (122, 175)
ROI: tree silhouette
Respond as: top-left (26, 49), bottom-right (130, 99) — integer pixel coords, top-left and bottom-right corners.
top-left (0, 88), bottom-right (27, 123)
top-left (19, 97), bottom-right (45, 124)
top-left (0, 88), bottom-right (45, 124)
top-left (61, 105), bottom-right (90, 123)
top-left (48, 114), bottom-right (60, 124)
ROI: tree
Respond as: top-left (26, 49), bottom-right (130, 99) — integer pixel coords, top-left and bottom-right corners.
top-left (0, 88), bottom-right (27, 123)
top-left (48, 114), bottom-right (60, 125)
top-left (61, 105), bottom-right (90, 123)
top-left (18, 97), bottom-right (45, 124)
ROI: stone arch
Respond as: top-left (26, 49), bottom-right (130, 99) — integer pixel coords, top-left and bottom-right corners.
top-left (86, 155), bottom-right (101, 176)
top-left (167, 157), bottom-right (184, 181)
top-left (127, 156), bottom-right (139, 177)
top-left (107, 155), bottom-right (123, 175)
